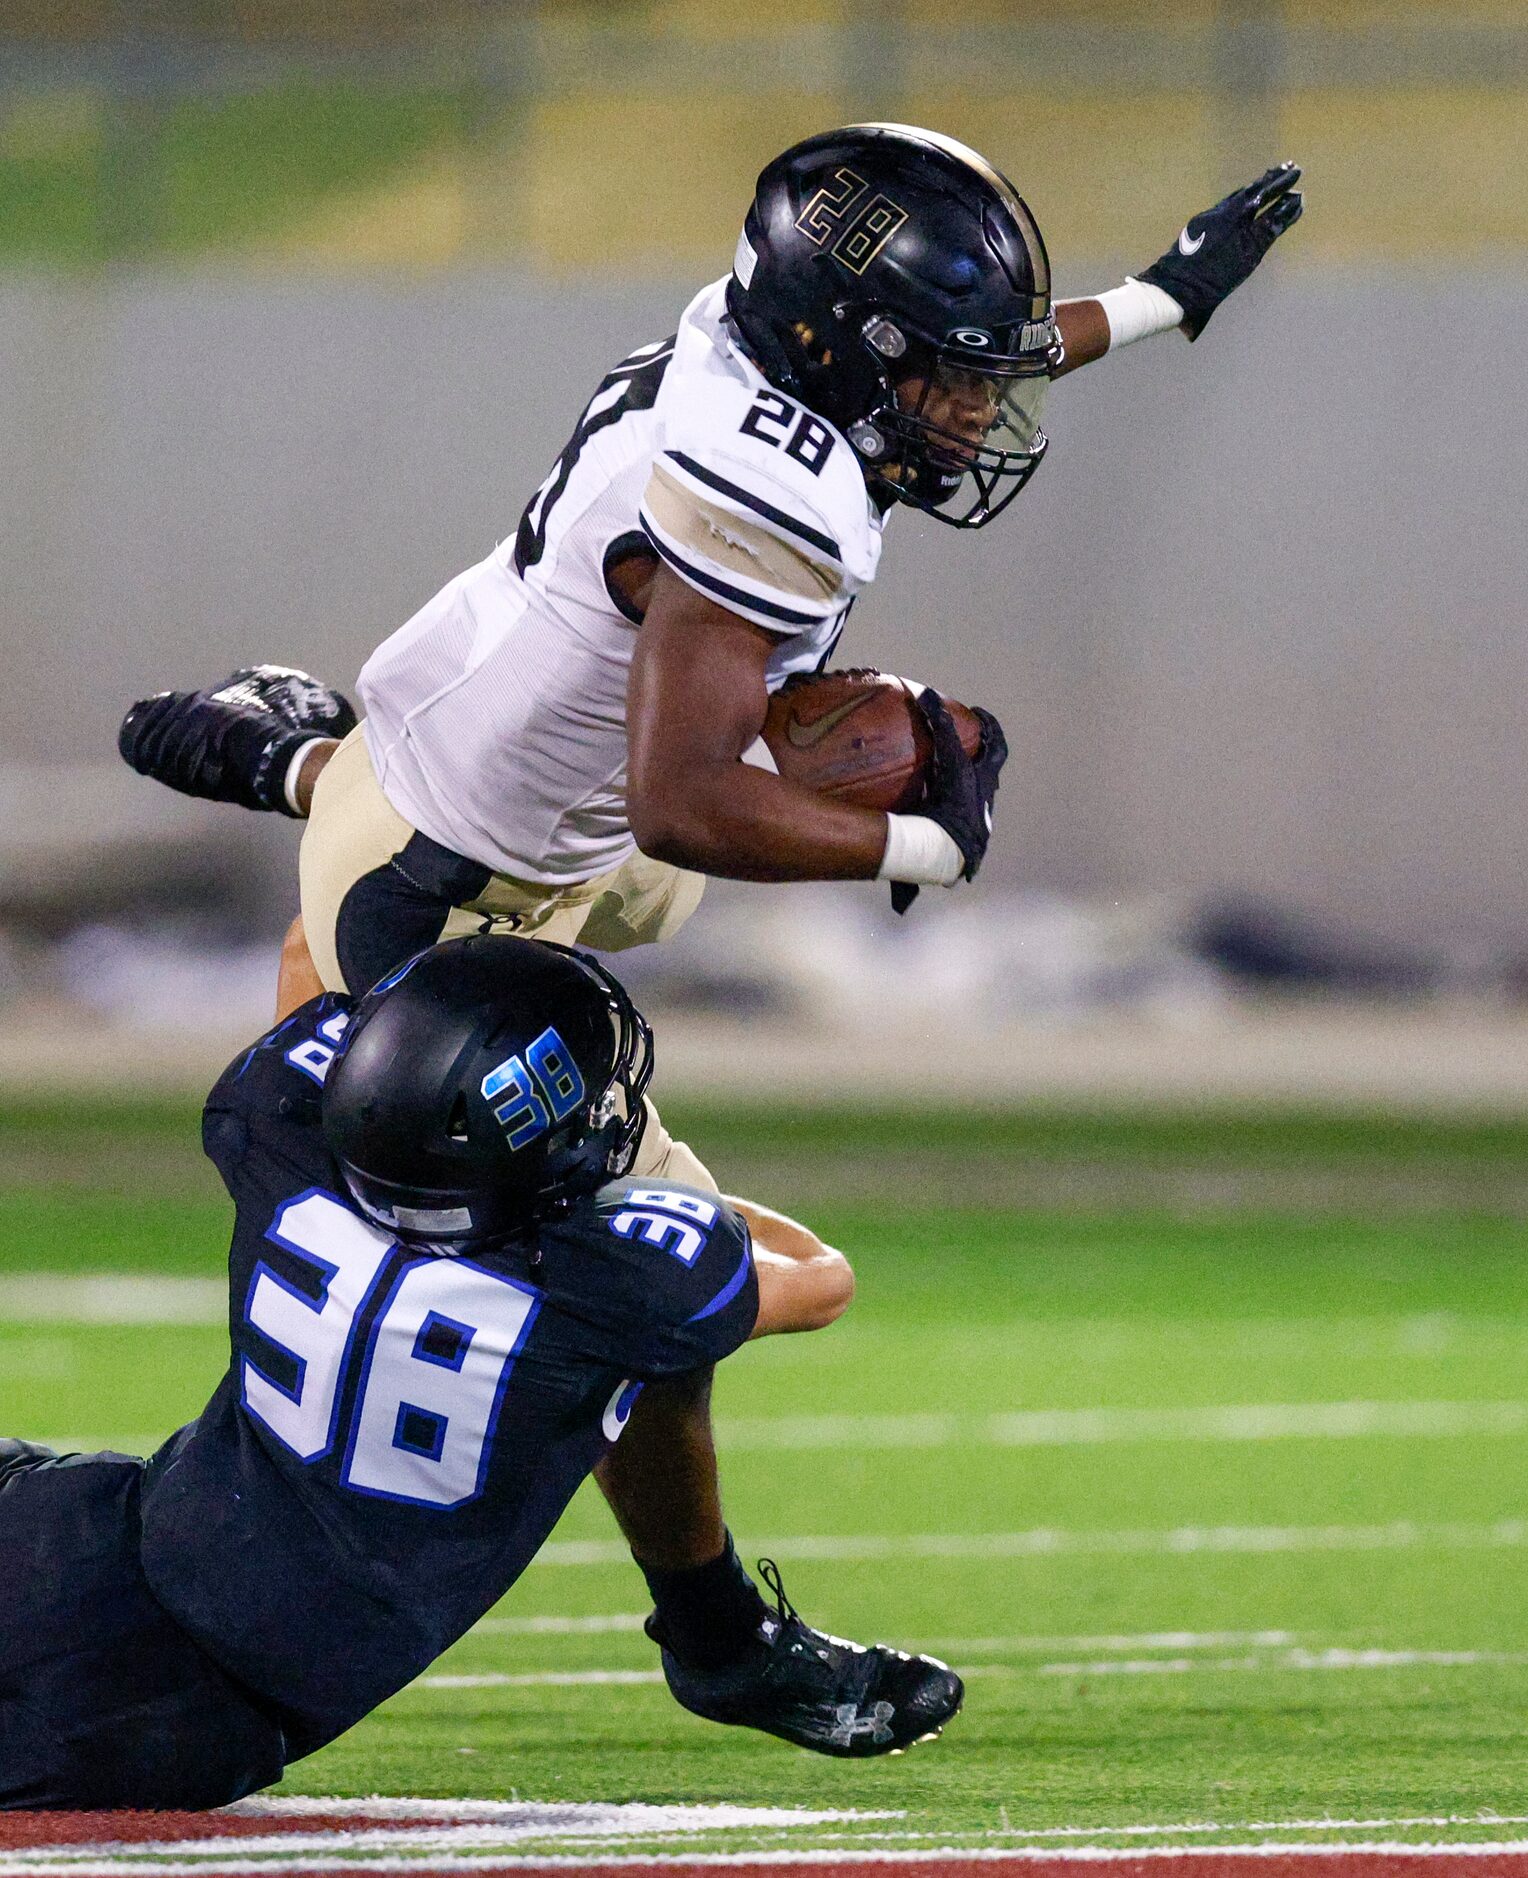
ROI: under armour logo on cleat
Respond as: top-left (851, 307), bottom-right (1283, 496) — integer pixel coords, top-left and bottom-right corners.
top-left (829, 1700), bottom-right (896, 1747)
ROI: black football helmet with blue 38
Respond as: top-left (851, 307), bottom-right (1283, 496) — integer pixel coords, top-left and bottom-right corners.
top-left (727, 123), bottom-right (1060, 528)
top-left (322, 935), bottom-right (653, 1250)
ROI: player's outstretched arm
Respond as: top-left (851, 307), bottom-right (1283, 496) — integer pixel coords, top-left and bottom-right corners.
top-left (628, 568), bottom-right (1002, 897)
top-left (1049, 162), bottom-right (1305, 380)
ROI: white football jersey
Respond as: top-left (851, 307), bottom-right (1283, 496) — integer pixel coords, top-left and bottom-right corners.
top-left (359, 279), bottom-right (886, 885)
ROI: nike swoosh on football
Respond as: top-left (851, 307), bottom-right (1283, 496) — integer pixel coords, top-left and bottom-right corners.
top-left (1177, 226), bottom-right (1206, 256)
top-left (784, 692), bottom-right (878, 749)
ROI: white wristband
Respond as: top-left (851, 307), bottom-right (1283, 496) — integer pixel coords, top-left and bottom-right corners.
top-left (877, 813), bottom-right (964, 888)
top-left (282, 737), bottom-right (329, 817)
top-left (1097, 276), bottom-right (1184, 350)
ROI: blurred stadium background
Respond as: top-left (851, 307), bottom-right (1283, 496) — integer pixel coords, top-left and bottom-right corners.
top-left (0, 0), bottom-right (1524, 1101)
top-left (2, 0), bottom-right (1527, 1102)
top-left (5, 0), bottom-right (1528, 1833)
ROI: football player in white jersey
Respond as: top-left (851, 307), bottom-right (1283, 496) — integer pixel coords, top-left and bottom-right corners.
top-left (118, 128), bottom-right (1301, 1727)
top-left (122, 125), bottom-right (1302, 1038)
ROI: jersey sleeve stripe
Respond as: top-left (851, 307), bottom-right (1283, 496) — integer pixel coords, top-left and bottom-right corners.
top-left (665, 451), bottom-right (843, 563)
top-left (644, 463), bottom-right (841, 606)
top-left (639, 522), bottom-right (835, 630)
top-left (687, 1243), bottom-right (753, 1323)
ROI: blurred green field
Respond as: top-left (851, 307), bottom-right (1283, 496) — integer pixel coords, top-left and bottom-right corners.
top-left (3, 1098), bottom-right (1528, 1849)
top-left (0, 81), bottom-right (466, 265)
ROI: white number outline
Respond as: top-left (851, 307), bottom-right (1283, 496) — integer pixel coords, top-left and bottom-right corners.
top-left (339, 1255), bottom-right (540, 1510)
top-left (608, 1188), bottom-right (720, 1268)
top-left (241, 1187), bottom-right (541, 1511)
top-left (284, 1009), bottom-right (351, 1086)
top-left (240, 1186), bottom-right (392, 1463)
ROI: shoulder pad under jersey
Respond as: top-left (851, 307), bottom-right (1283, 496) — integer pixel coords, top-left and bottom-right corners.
top-left (642, 371), bottom-right (881, 636)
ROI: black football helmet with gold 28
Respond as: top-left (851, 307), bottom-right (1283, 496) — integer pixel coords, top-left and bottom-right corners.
top-left (727, 123), bottom-right (1060, 528)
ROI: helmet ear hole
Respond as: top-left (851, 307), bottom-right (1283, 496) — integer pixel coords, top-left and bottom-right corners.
top-left (447, 1092), bottom-right (471, 1143)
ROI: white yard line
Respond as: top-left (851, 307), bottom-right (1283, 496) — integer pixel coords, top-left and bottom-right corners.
top-left (472, 1613), bottom-right (651, 1635)
top-left (223, 1801), bottom-right (897, 1826)
top-left (420, 1669), bottom-right (665, 1689)
top-left (924, 1631), bottom-right (1297, 1655)
top-left (1033, 1647), bottom-right (1528, 1678)
top-left (805, 1814), bottom-right (1528, 1845)
top-left (534, 1518), bottom-right (1528, 1568)
top-left (455, 1624), bottom-right (1297, 1652)
top-left (0, 1275), bottom-right (224, 1325)
top-left (714, 1401), bottom-right (1528, 1450)
top-left (418, 1648), bottom-right (1524, 1695)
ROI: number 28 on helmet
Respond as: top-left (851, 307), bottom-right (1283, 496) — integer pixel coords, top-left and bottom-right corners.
top-left (726, 122), bottom-right (1061, 529)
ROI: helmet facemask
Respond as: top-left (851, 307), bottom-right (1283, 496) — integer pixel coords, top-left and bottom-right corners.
top-left (537, 948), bottom-right (655, 1210)
top-left (846, 316), bottom-right (1059, 529)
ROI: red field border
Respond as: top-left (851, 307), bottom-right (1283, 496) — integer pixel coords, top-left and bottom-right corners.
top-left (6, 1811), bottom-right (1528, 1878)
top-left (8, 1852), bottom-right (1528, 1877)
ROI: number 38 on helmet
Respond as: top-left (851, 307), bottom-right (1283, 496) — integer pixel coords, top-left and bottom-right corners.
top-left (727, 122), bottom-right (1062, 529)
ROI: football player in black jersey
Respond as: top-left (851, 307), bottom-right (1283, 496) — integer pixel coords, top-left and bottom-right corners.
top-left (0, 938), bottom-right (960, 1808)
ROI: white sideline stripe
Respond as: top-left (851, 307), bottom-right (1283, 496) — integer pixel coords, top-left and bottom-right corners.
top-left (421, 1668), bottom-right (665, 1689)
top-left (0, 1805), bottom-right (897, 1872)
top-left (458, 1623), bottom-right (1297, 1652)
top-left (0, 1275), bottom-right (224, 1325)
top-left (418, 1649), bottom-right (1521, 1694)
top-left (35, 1810), bottom-right (884, 1860)
top-left (849, 1814), bottom-right (1528, 1845)
top-left (715, 1400), bottom-right (1528, 1450)
top-left (1034, 1647), bottom-right (1528, 1678)
top-left (9, 1841), bottom-right (1528, 1872)
top-left (19, 1361), bottom-right (1528, 1444)
top-left (926, 1631), bottom-right (1297, 1655)
top-left (223, 1800), bottom-right (897, 1826)
top-left (474, 1612), bottom-right (650, 1635)
top-left (534, 1518), bottom-right (1528, 1567)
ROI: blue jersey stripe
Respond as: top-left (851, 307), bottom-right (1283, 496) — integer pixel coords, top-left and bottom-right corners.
top-left (687, 1245), bottom-right (753, 1324)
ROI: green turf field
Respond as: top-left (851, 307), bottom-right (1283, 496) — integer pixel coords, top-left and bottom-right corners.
top-left (3, 1097), bottom-right (1528, 1851)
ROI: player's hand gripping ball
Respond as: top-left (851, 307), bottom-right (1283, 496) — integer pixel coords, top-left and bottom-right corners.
top-left (119, 665), bottom-right (356, 816)
top-left (761, 671), bottom-right (1004, 916)
top-left (760, 669), bottom-right (983, 813)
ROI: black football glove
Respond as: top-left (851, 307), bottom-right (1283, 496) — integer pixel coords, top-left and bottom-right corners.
top-left (890, 690), bottom-right (1008, 915)
top-left (1138, 162), bottom-right (1304, 341)
top-left (118, 664), bottom-right (357, 817)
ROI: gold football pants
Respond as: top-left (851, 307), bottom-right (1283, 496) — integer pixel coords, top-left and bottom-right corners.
top-left (298, 725), bottom-right (713, 1189)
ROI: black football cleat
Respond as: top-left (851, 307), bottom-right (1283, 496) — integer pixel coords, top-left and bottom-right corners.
top-left (647, 1558), bottom-right (962, 1757)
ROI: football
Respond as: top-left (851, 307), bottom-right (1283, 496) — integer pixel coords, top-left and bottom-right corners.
top-left (759, 669), bottom-right (984, 813)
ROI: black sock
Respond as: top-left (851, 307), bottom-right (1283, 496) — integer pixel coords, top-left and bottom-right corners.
top-left (641, 1531), bottom-right (771, 1670)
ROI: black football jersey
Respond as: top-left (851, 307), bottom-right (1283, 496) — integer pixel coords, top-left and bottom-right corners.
top-left (137, 995), bottom-right (757, 1756)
